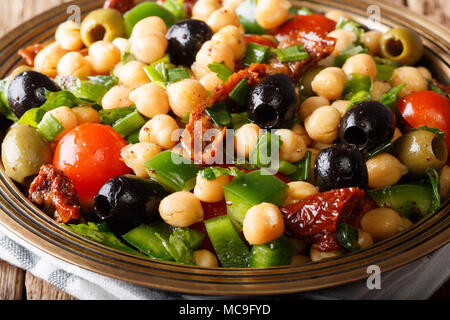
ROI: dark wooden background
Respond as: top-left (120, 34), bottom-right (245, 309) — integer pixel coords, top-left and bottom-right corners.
top-left (0, 0), bottom-right (448, 300)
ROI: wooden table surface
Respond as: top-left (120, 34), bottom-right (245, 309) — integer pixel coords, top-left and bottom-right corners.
top-left (0, 0), bottom-right (449, 301)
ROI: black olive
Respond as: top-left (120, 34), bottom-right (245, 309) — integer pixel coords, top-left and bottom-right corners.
top-left (339, 101), bottom-right (396, 152)
top-left (247, 74), bottom-right (298, 129)
top-left (315, 143), bottom-right (368, 192)
top-left (7, 71), bottom-right (60, 118)
top-left (166, 19), bottom-right (213, 67)
top-left (94, 175), bottom-right (169, 234)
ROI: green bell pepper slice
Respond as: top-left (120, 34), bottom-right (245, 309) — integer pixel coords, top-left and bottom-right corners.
top-left (124, 2), bottom-right (177, 36)
top-left (368, 184), bottom-right (435, 218)
top-left (144, 150), bottom-right (201, 192)
top-left (249, 236), bottom-right (297, 268)
top-left (223, 169), bottom-right (288, 230)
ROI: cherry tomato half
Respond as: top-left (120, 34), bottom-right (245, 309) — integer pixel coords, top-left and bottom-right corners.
top-left (270, 14), bottom-right (336, 41)
top-left (398, 90), bottom-right (450, 153)
top-left (53, 123), bottom-right (130, 201)
top-left (243, 35), bottom-right (277, 48)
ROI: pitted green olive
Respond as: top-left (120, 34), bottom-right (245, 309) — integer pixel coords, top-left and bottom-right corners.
top-left (80, 8), bottom-right (126, 47)
top-left (380, 27), bottom-right (424, 65)
top-left (1, 125), bottom-right (52, 183)
top-left (393, 129), bottom-right (448, 177)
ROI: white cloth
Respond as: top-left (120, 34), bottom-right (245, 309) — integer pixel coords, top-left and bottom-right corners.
top-left (0, 222), bottom-right (448, 300)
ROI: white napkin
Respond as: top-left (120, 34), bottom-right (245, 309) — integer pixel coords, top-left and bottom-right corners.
top-left (0, 222), bottom-right (448, 300)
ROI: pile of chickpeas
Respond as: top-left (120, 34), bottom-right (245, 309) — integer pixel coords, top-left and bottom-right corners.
top-left (22, 0), bottom-right (450, 268)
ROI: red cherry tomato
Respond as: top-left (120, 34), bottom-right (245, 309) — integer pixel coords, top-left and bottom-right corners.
top-left (53, 123), bottom-right (130, 201)
top-left (243, 35), bottom-right (277, 48)
top-left (270, 14), bottom-right (336, 41)
top-left (397, 91), bottom-right (450, 153)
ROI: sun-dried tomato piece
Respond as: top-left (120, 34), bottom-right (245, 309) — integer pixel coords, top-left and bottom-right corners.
top-left (29, 165), bottom-right (80, 224)
top-left (18, 43), bottom-right (44, 67)
top-left (312, 233), bottom-right (342, 252)
top-left (103, 0), bottom-right (135, 13)
top-left (281, 187), bottom-right (365, 236)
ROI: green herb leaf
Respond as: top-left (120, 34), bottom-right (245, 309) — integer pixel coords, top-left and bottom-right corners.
top-left (156, 229), bottom-right (196, 265)
top-left (205, 102), bottom-right (231, 126)
top-left (426, 168), bottom-right (441, 212)
top-left (336, 223), bottom-right (360, 251)
top-left (112, 110), bottom-right (147, 138)
top-left (199, 166), bottom-right (246, 181)
top-left (87, 75), bottom-right (119, 90)
top-left (373, 56), bottom-right (400, 67)
top-left (365, 141), bottom-right (393, 160)
top-left (342, 74), bottom-right (373, 100)
top-left (56, 76), bottom-right (111, 104)
top-left (64, 223), bottom-right (143, 256)
top-left (335, 45), bottom-right (368, 67)
top-left (242, 42), bottom-right (271, 66)
top-left (230, 112), bottom-right (251, 129)
top-left (380, 84), bottom-right (406, 113)
top-left (228, 79), bottom-right (251, 107)
top-left (167, 67), bottom-right (190, 83)
top-left (427, 79), bottom-right (449, 98)
top-left (288, 151), bottom-right (311, 182)
top-left (348, 90), bottom-right (372, 109)
top-left (336, 17), bottom-right (365, 40)
top-left (17, 90), bottom-right (84, 127)
top-left (37, 113), bottom-right (65, 142)
top-left (275, 45), bottom-right (309, 62)
top-left (208, 62), bottom-right (233, 82)
top-left (249, 131), bottom-right (281, 168)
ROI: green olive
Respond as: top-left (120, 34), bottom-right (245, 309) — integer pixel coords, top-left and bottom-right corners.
top-left (299, 66), bottom-right (325, 97)
top-left (80, 8), bottom-right (126, 47)
top-left (393, 129), bottom-right (448, 177)
top-left (380, 27), bottom-right (424, 65)
top-left (1, 125), bottom-right (52, 183)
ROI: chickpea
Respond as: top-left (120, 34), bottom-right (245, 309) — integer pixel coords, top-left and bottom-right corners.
top-left (195, 40), bottom-right (235, 75)
top-left (120, 142), bottom-right (162, 178)
top-left (112, 38), bottom-right (131, 56)
top-left (299, 96), bottom-right (330, 122)
top-left (290, 255), bottom-right (310, 265)
top-left (243, 203), bottom-right (285, 245)
top-left (57, 52), bottom-right (92, 79)
top-left (327, 29), bottom-right (357, 56)
top-left (391, 127), bottom-right (403, 142)
top-left (88, 41), bottom-right (121, 74)
top-left (342, 53), bottom-right (378, 79)
top-left (311, 67), bottom-right (347, 101)
top-left (211, 25), bottom-right (246, 60)
top-left (399, 217), bottom-right (413, 231)
top-left (325, 10), bottom-right (352, 23)
top-left (358, 230), bottom-right (374, 250)
top-left (102, 85), bottom-right (133, 110)
top-left (291, 124), bottom-right (312, 146)
top-left (304, 106), bottom-right (341, 144)
top-left (166, 79), bottom-right (208, 118)
top-left (139, 114), bottom-right (180, 150)
top-left (192, 0), bottom-right (221, 22)
top-left (255, 0), bottom-right (291, 30)
top-left (234, 123), bottom-right (262, 159)
top-left (42, 106), bottom-right (78, 138)
top-left (284, 181), bottom-right (318, 206)
top-left (72, 106), bottom-right (101, 124)
top-left (371, 80), bottom-right (391, 101)
top-left (191, 61), bottom-right (211, 80)
top-left (310, 141), bottom-right (331, 151)
top-left (194, 175), bottom-right (230, 203)
top-left (223, 0), bottom-right (245, 11)
top-left (34, 42), bottom-right (67, 78)
top-left (129, 83), bottom-right (170, 118)
top-left (130, 32), bottom-right (168, 64)
top-left (118, 61), bottom-right (150, 89)
top-left (194, 250), bottom-right (219, 268)
top-left (113, 62), bottom-right (124, 78)
top-left (130, 16), bottom-right (167, 40)
top-left (439, 165), bottom-right (450, 199)
top-left (330, 100), bottom-right (350, 117)
top-left (360, 208), bottom-right (402, 242)
top-left (275, 129), bottom-right (307, 163)
top-left (391, 66), bottom-right (428, 97)
top-left (417, 66), bottom-right (432, 80)
top-left (199, 72), bottom-right (222, 91)
top-left (207, 8), bottom-right (240, 33)
top-left (310, 247), bottom-right (345, 262)
top-left (366, 153), bottom-right (408, 189)
top-left (362, 31), bottom-right (383, 56)
top-left (159, 191), bottom-right (204, 227)
top-left (55, 20), bottom-right (83, 51)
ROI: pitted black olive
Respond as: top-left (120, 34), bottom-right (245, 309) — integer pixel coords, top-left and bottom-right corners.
top-left (247, 74), bottom-right (298, 129)
top-left (315, 143), bottom-right (368, 192)
top-left (338, 101), bottom-right (395, 151)
top-left (7, 71), bottom-right (60, 118)
top-left (166, 19), bottom-right (213, 67)
top-left (94, 175), bottom-right (169, 233)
